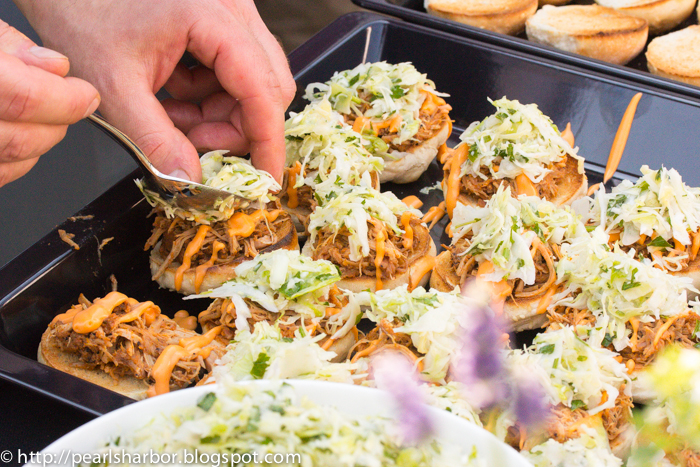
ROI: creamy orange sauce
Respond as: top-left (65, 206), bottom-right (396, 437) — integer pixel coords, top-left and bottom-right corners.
top-left (175, 225), bottom-right (211, 292)
top-left (52, 306), bottom-right (81, 325)
top-left (400, 212), bottom-right (414, 250)
top-left (116, 301), bottom-right (160, 326)
top-left (374, 227), bottom-right (387, 291)
top-left (409, 255), bottom-right (436, 291)
top-left (476, 261), bottom-right (513, 300)
top-left (226, 210), bottom-right (280, 239)
top-left (286, 161), bottom-right (302, 209)
top-left (446, 144), bottom-right (468, 218)
top-left (629, 317), bottom-right (640, 351)
top-left (653, 314), bottom-right (682, 347)
top-left (173, 310), bottom-right (198, 331)
top-left (150, 326), bottom-right (223, 397)
top-left (536, 286), bottom-right (557, 315)
top-left (422, 202), bottom-right (446, 230)
top-left (561, 122), bottom-right (575, 147)
top-left (194, 240), bottom-right (226, 294)
top-left (604, 93), bottom-right (643, 183)
top-left (515, 174), bottom-right (537, 197)
top-left (352, 116), bottom-right (369, 133)
top-left (437, 143), bottom-right (449, 164)
top-left (402, 195), bottom-right (423, 209)
top-left (72, 291), bottom-right (129, 334)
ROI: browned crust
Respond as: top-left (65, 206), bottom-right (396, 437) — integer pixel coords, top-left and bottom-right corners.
top-left (427, 0), bottom-right (538, 35)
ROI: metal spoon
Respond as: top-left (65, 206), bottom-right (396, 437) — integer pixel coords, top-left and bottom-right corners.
top-left (86, 113), bottom-right (235, 211)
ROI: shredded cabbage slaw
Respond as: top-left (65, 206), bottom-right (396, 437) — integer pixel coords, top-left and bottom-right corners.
top-left (457, 98), bottom-right (583, 182)
top-left (137, 152), bottom-right (280, 224)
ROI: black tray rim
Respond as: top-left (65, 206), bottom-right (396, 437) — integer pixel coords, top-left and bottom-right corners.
top-left (352, 0), bottom-right (700, 101)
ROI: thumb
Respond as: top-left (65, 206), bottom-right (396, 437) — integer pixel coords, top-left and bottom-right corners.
top-left (101, 84), bottom-right (202, 182)
top-left (0, 20), bottom-right (70, 77)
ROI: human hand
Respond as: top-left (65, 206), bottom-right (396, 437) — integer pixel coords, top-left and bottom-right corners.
top-left (0, 20), bottom-right (100, 187)
top-left (15, 0), bottom-right (296, 183)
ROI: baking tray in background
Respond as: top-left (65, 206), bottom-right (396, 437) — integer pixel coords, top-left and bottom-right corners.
top-left (352, 0), bottom-right (700, 100)
top-left (2, 12), bottom-right (700, 416)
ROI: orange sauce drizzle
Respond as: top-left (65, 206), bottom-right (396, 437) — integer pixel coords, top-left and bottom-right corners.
top-left (409, 255), bottom-right (436, 291)
top-left (226, 210), bottom-right (280, 239)
top-left (515, 174), bottom-right (537, 197)
top-left (116, 301), bottom-right (160, 327)
top-left (174, 225), bottom-right (210, 292)
top-left (561, 122), bottom-right (575, 147)
top-left (374, 227), bottom-right (387, 291)
top-left (286, 161), bottom-right (302, 209)
top-left (400, 212), bottom-right (414, 250)
top-left (194, 241), bottom-right (226, 294)
top-left (446, 144), bottom-right (468, 218)
top-left (422, 202), bottom-right (446, 230)
top-left (604, 93), bottom-right (643, 183)
top-left (72, 291), bottom-right (129, 334)
top-left (402, 195), bottom-right (423, 209)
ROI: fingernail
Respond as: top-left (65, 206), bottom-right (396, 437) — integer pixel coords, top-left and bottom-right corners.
top-left (168, 169), bottom-right (191, 181)
top-left (29, 46), bottom-right (67, 60)
top-left (82, 94), bottom-right (101, 119)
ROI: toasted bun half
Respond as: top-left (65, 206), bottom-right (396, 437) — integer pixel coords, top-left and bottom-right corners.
top-left (539, 0), bottom-right (573, 5)
top-left (38, 328), bottom-right (149, 400)
top-left (526, 5), bottom-right (649, 65)
top-left (302, 237), bottom-right (437, 293)
top-left (596, 0), bottom-right (696, 34)
top-left (647, 25), bottom-right (700, 87)
top-left (150, 225), bottom-right (299, 295)
top-left (426, 0), bottom-right (538, 35)
top-left (380, 118), bottom-right (451, 184)
top-left (452, 155), bottom-right (587, 210)
top-left (430, 250), bottom-right (548, 331)
top-left (670, 254), bottom-right (700, 300)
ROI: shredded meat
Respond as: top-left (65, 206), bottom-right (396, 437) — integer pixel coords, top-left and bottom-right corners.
top-left (47, 301), bottom-right (224, 390)
top-left (602, 391), bottom-right (633, 449)
top-left (310, 216), bottom-right (431, 281)
top-left (619, 312), bottom-right (700, 369)
top-left (679, 449), bottom-right (700, 467)
top-left (546, 308), bottom-right (699, 369)
top-left (198, 289), bottom-right (351, 345)
top-left (444, 153), bottom-right (580, 204)
top-left (349, 319), bottom-right (421, 366)
top-left (198, 298), bottom-right (302, 342)
top-left (614, 235), bottom-right (690, 271)
top-left (343, 93), bottom-right (451, 152)
top-left (448, 234), bottom-right (559, 299)
top-left (145, 201), bottom-right (293, 280)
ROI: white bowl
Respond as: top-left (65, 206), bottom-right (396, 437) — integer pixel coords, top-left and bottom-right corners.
top-left (32, 380), bottom-right (532, 466)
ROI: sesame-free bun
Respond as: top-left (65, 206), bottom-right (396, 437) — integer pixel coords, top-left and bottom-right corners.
top-left (38, 329), bottom-right (150, 400)
top-left (526, 5), bottom-right (649, 65)
top-left (150, 222), bottom-right (298, 296)
top-left (595, 0), bottom-right (697, 35)
top-left (430, 250), bottom-right (548, 331)
top-left (646, 25), bottom-right (700, 87)
top-left (380, 117), bottom-right (451, 184)
top-left (426, 0), bottom-right (539, 35)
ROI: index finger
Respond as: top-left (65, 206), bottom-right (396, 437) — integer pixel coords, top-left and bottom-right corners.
top-left (187, 22), bottom-right (287, 181)
top-left (0, 52), bottom-right (99, 125)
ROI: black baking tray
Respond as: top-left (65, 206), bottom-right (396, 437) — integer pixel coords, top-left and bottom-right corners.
top-left (3, 11), bottom-right (700, 416)
top-left (352, 0), bottom-right (700, 100)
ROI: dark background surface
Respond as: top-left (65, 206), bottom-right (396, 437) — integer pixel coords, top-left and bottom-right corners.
top-left (0, 2), bottom-right (357, 465)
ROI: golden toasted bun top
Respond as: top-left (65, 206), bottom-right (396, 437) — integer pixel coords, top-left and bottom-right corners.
top-left (426, 0), bottom-right (537, 15)
top-left (529, 4), bottom-right (648, 35)
top-left (647, 26), bottom-right (700, 78)
top-left (596, 0), bottom-right (667, 8)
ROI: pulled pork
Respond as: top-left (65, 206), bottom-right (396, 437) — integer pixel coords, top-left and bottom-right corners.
top-left (145, 201), bottom-right (293, 281)
top-left (343, 92), bottom-right (451, 152)
top-left (47, 299), bottom-right (223, 390)
top-left (349, 318), bottom-right (421, 367)
top-left (449, 235), bottom-right (559, 300)
top-left (198, 287), bottom-right (350, 344)
top-left (444, 152), bottom-right (580, 205)
top-left (546, 308), bottom-right (700, 369)
top-left (310, 216), bottom-right (431, 281)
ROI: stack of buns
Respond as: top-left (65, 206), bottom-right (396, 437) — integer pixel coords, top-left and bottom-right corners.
top-left (425, 0), bottom-right (700, 86)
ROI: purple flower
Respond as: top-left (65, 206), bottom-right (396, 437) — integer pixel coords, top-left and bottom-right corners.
top-left (510, 370), bottom-right (550, 428)
top-left (372, 352), bottom-right (435, 444)
top-left (451, 302), bottom-right (510, 409)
